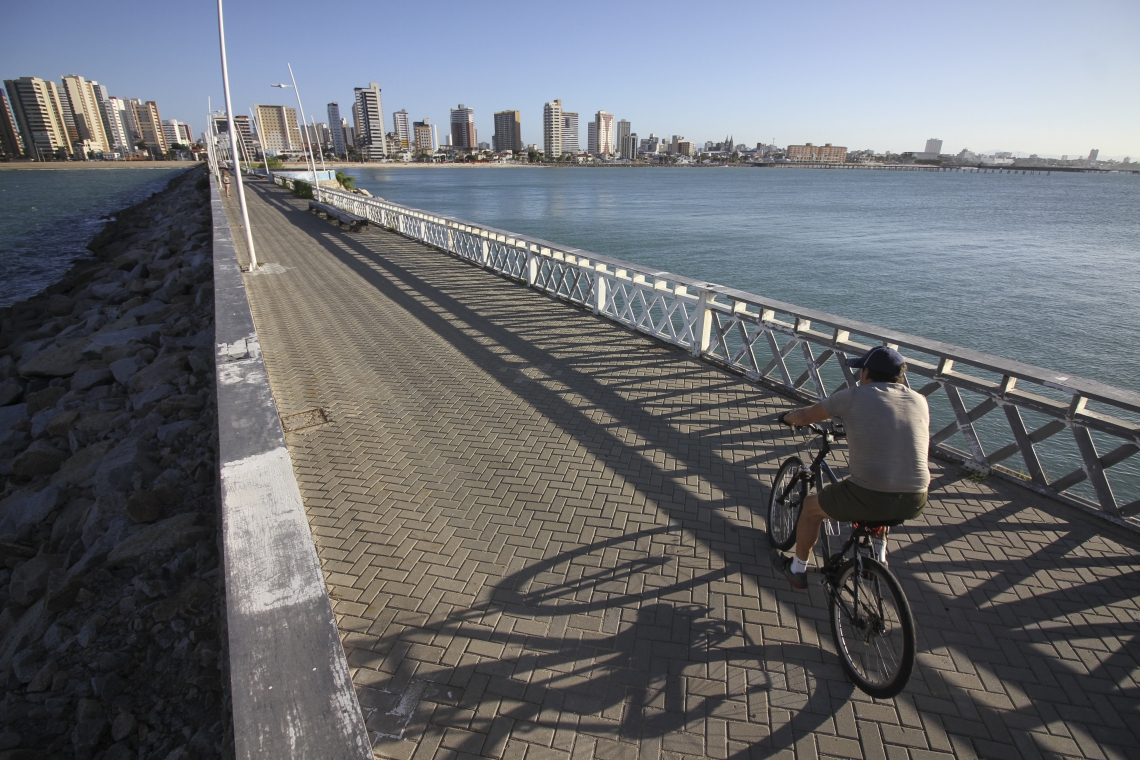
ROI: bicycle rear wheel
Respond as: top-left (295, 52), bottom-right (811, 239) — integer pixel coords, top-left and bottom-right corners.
top-left (767, 457), bottom-right (807, 551)
top-left (829, 557), bottom-right (915, 699)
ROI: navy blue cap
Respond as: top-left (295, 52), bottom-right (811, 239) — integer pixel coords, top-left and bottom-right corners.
top-left (846, 346), bottom-right (906, 375)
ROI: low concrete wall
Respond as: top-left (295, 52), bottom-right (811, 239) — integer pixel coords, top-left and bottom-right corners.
top-left (211, 180), bottom-right (371, 758)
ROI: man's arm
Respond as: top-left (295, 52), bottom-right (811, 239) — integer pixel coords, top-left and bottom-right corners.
top-left (780, 402), bottom-right (832, 428)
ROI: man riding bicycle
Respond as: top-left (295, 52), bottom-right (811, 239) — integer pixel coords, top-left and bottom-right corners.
top-left (771, 346), bottom-right (931, 589)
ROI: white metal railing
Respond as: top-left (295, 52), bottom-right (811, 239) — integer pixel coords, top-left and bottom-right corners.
top-left (277, 177), bottom-right (1140, 527)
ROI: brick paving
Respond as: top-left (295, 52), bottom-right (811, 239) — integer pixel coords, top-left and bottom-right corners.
top-left (222, 181), bottom-right (1140, 760)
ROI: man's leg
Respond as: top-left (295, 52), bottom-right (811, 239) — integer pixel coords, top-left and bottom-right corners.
top-left (795, 492), bottom-right (829, 563)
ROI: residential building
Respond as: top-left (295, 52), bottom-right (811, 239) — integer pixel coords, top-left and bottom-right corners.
top-left (616, 119), bottom-right (631, 159)
top-left (344, 122), bottom-right (355, 148)
top-left (413, 118), bottom-right (435, 152)
top-left (231, 115), bottom-right (253, 157)
top-left (493, 110), bottom-right (521, 153)
top-left (60, 74), bottom-right (109, 154)
top-left (392, 109), bottom-right (411, 149)
top-left (668, 135), bottom-right (682, 155)
top-left (786, 142), bottom-right (847, 163)
top-left (254, 104), bottom-right (302, 154)
top-left (450, 104), bottom-right (476, 150)
top-left (1088, 149), bottom-right (1099, 161)
top-left (562, 111), bottom-right (578, 153)
top-left (327, 103), bottom-right (346, 156)
top-left (4, 77), bottom-right (70, 159)
top-left (924, 138), bottom-right (943, 155)
top-left (177, 122), bottom-right (194, 145)
top-left (131, 100), bottom-right (167, 156)
top-left (676, 141), bottom-right (693, 157)
top-left (625, 132), bottom-right (638, 161)
top-left (100, 95), bottom-right (131, 153)
top-left (353, 82), bottom-right (387, 161)
top-left (162, 120), bottom-right (184, 148)
top-left (594, 111), bottom-right (614, 157)
top-left (543, 100), bottom-right (562, 158)
top-left (121, 98), bottom-right (143, 150)
top-left (0, 89), bottom-right (22, 158)
top-left (587, 122), bottom-right (597, 156)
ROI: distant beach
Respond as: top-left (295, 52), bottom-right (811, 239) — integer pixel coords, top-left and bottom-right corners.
top-left (0, 161), bottom-right (199, 171)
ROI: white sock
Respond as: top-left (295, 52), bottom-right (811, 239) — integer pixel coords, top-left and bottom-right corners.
top-left (791, 556), bottom-right (809, 574)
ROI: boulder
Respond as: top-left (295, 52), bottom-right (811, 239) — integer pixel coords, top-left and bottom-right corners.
top-left (134, 383), bottom-right (177, 407)
top-left (129, 352), bottom-right (190, 393)
top-left (71, 698), bottom-right (106, 753)
top-left (71, 368), bottom-right (113, 392)
top-left (25, 386), bottom-right (65, 415)
top-left (0, 485), bottom-right (65, 539)
top-left (45, 409), bottom-right (79, 438)
top-left (110, 712), bottom-right (136, 742)
top-left (29, 406), bottom-right (67, 438)
top-left (10, 649), bottom-right (40, 684)
top-left (106, 513), bottom-right (209, 566)
top-left (123, 301), bottom-right (167, 321)
top-left (188, 343), bottom-right (213, 374)
top-left (16, 341), bottom-right (86, 378)
top-left (109, 355), bottom-right (146, 385)
top-left (126, 489), bottom-right (165, 523)
top-left (50, 441), bottom-right (113, 487)
top-left (95, 436), bottom-right (161, 497)
top-left (26, 659), bottom-right (57, 693)
top-left (151, 577), bottom-right (214, 622)
top-left (9, 552), bottom-right (65, 606)
top-left (0, 404), bottom-right (28, 435)
top-left (87, 324), bottom-right (161, 348)
top-left (0, 382), bottom-right (22, 407)
top-left (156, 419), bottom-right (195, 443)
top-left (44, 568), bottom-right (85, 613)
top-left (11, 440), bottom-right (68, 479)
top-left (0, 601), bottom-right (48, 676)
top-left (73, 410), bottom-right (120, 437)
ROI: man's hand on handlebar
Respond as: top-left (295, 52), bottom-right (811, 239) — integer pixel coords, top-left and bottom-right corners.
top-left (777, 402), bottom-right (833, 430)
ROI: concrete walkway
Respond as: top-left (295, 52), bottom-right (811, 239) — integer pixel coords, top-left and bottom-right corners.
top-left (223, 181), bottom-right (1140, 760)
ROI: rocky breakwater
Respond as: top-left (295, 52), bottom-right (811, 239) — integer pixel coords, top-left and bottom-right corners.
top-left (0, 167), bottom-right (226, 759)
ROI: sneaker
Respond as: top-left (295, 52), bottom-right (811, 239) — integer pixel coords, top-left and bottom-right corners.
top-left (771, 550), bottom-right (808, 590)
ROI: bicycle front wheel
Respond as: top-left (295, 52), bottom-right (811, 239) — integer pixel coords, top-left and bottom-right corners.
top-left (767, 457), bottom-right (807, 551)
top-left (829, 557), bottom-right (915, 699)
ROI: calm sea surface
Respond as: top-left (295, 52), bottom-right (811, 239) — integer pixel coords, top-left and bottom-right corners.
top-left (0, 167), bottom-right (186, 308)
top-left (344, 166), bottom-right (1140, 506)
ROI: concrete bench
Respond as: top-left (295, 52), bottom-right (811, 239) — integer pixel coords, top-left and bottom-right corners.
top-left (308, 200), bottom-right (368, 232)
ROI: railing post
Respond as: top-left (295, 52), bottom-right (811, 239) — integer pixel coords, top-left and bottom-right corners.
top-left (692, 288), bottom-right (713, 357)
top-left (593, 269), bottom-right (606, 316)
top-left (481, 239), bottom-right (490, 268)
top-left (527, 247), bottom-right (538, 287)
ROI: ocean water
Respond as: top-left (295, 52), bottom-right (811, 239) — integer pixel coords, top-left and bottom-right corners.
top-left (344, 165), bottom-right (1140, 508)
top-left (0, 167), bottom-right (187, 308)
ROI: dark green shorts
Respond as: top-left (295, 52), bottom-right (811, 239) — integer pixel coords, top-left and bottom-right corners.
top-left (819, 479), bottom-right (927, 522)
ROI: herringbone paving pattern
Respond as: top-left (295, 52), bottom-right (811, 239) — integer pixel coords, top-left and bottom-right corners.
top-left (223, 181), bottom-right (1140, 760)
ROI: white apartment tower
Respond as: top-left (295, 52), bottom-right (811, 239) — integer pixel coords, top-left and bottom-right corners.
top-left (562, 112), bottom-right (578, 153)
top-left (594, 111), bottom-right (614, 157)
top-left (60, 74), bottom-right (109, 154)
top-left (327, 103), bottom-right (346, 156)
top-left (254, 103), bottom-right (302, 154)
top-left (392, 109), bottom-right (412, 149)
top-left (3, 77), bottom-right (70, 159)
top-left (924, 138), bottom-right (943, 155)
top-left (354, 82), bottom-right (387, 161)
top-left (543, 99), bottom-right (562, 158)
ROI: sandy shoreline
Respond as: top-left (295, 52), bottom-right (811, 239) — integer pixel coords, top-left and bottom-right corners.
top-left (0, 162), bottom-right (200, 171)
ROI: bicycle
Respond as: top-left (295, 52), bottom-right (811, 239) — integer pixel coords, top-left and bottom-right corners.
top-left (766, 421), bottom-right (916, 699)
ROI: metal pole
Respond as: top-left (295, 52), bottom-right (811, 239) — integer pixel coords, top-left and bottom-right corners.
top-left (312, 117), bottom-right (327, 173)
top-left (217, 0), bottom-right (258, 270)
top-left (286, 63), bottom-right (321, 201)
top-left (251, 107), bottom-right (271, 180)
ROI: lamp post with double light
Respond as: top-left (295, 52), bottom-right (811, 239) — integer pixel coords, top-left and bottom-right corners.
top-left (271, 66), bottom-right (320, 200)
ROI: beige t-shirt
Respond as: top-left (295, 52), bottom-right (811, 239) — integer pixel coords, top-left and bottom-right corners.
top-left (822, 383), bottom-right (931, 493)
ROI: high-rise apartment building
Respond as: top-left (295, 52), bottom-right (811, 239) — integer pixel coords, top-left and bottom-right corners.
top-left (543, 100), bottom-right (562, 158)
top-left (594, 111), bottom-right (614, 157)
top-left (1088, 149), bottom-right (1099, 161)
top-left (4, 77), bottom-right (70, 160)
top-left (254, 104), bottom-right (302, 154)
top-left (60, 75), bottom-right (109, 154)
top-left (617, 119), bottom-right (631, 160)
top-left (326, 103), bottom-right (346, 156)
top-left (626, 132), bottom-right (638, 160)
top-left (120, 98), bottom-right (143, 150)
top-left (354, 83), bottom-right (386, 161)
top-left (162, 120), bottom-right (184, 148)
top-left (562, 112), bottom-right (578, 153)
top-left (0, 89), bottom-right (22, 158)
top-left (450, 104), bottom-right (476, 150)
top-left (924, 138), bottom-right (943, 155)
top-left (413, 118), bottom-right (436, 152)
top-left (786, 142), bottom-right (847, 163)
top-left (131, 101), bottom-right (167, 155)
top-left (493, 110), bottom-right (521, 153)
top-left (587, 122), bottom-right (597, 156)
top-left (392, 109), bottom-right (411, 149)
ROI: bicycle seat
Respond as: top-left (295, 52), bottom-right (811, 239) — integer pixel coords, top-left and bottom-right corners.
top-left (855, 520), bottom-right (904, 530)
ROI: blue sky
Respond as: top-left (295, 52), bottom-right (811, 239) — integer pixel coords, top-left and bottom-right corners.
top-left (2, 0), bottom-right (1138, 158)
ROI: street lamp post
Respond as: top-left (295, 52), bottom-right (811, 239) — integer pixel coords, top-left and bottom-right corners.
top-left (215, 0), bottom-right (258, 270)
top-left (271, 66), bottom-right (320, 201)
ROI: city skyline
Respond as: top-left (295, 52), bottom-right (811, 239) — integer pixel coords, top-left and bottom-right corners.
top-left (1, 0), bottom-right (1138, 159)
